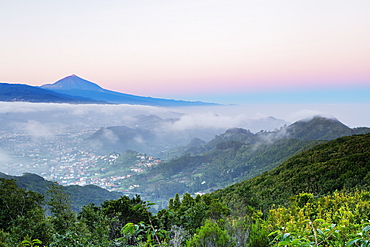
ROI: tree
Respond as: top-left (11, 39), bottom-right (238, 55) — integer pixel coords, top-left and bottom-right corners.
top-left (101, 195), bottom-right (153, 240)
top-left (0, 179), bottom-right (53, 245)
top-left (46, 182), bottom-right (76, 235)
top-left (9, 207), bottom-right (53, 245)
top-left (77, 203), bottom-right (110, 245)
top-left (187, 220), bottom-right (234, 247)
top-left (167, 193), bottom-right (230, 234)
top-left (0, 179), bottom-right (44, 231)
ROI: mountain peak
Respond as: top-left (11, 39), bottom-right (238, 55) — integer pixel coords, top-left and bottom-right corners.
top-left (41, 75), bottom-right (104, 92)
top-left (286, 116), bottom-right (351, 140)
top-left (38, 75), bottom-right (217, 106)
top-left (297, 115), bottom-right (340, 124)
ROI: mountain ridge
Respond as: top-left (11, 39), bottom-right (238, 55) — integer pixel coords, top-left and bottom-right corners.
top-left (0, 82), bottom-right (106, 104)
top-left (100, 116), bottom-right (370, 205)
top-left (86, 115), bottom-right (289, 156)
top-left (40, 75), bottom-right (217, 106)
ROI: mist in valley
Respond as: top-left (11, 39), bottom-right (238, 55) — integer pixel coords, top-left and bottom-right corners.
top-left (0, 101), bottom-right (369, 179)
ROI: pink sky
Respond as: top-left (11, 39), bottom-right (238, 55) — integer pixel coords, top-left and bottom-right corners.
top-left (1, 0), bottom-right (369, 103)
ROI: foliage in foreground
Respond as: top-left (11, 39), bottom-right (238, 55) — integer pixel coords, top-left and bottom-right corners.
top-left (259, 191), bottom-right (370, 246)
top-left (2, 175), bottom-right (370, 246)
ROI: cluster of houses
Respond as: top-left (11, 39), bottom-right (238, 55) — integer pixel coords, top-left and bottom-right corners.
top-left (45, 151), bottom-right (161, 191)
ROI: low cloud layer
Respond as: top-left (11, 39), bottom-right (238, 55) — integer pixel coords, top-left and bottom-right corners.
top-left (167, 113), bottom-right (287, 133)
top-left (1, 102), bottom-right (369, 133)
top-left (22, 120), bottom-right (55, 139)
top-left (288, 110), bottom-right (337, 123)
top-left (169, 113), bottom-right (245, 131)
top-left (0, 149), bottom-right (13, 164)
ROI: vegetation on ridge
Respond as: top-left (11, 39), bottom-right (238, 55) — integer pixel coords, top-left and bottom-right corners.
top-left (211, 133), bottom-right (370, 210)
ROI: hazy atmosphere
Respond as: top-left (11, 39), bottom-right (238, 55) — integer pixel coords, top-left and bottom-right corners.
top-left (1, 0), bottom-right (369, 104)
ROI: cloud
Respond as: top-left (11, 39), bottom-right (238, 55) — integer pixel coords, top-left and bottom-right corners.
top-left (0, 149), bottom-right (13, 164)
top-left (0, 102), bottom-right (183, 128)
top-left (256, 126), bottom-right (290, 145)
top-left (164, 111), bottom-right (289, 134)
top-left (288, 110), bottom-right (337, 123)
top-left (1, 102), bottom-right (369, 133)
top-left (168, 113), bottom-right (246, 131)
top-left (21, 120), bottom-right (55, 139)
top-left (134, 135), bottom-right (144, 144)
top-left (0, 102), bottom-right (38, 113)
top-left (101, 128), bottom-right (119, 143)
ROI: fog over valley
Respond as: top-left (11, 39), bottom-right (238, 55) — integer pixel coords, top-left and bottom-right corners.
top-left (0, 101), bottom-right (369, 191)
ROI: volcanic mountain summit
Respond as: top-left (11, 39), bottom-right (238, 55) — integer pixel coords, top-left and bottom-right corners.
top-left (41, 74), bottom-right (105, 92)
top-left (39, 75), bottom-right (217, 106)
top-left (1, 75), bottom-right (216, 106)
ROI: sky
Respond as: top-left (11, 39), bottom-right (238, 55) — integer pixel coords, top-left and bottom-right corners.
top-left (0, 0), bottom-right (370, 104)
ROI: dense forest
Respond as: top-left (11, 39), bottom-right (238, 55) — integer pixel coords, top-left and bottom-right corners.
top-left (0, 133), bottom-right (369, 246)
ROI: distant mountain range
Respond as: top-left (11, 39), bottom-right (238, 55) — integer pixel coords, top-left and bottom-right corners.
top-left (0, 82), bottom-right (104, 104)
top-left (1, 75), bottom-right (216, 106)
top-left (87, 115), bottom-right (370, 157)
top-left (85, 115), bottom-right (288, 156)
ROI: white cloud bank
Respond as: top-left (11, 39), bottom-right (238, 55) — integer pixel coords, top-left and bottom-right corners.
top-left (0, 102), bottom-right (369, 131)
top-left (0, 149), bottom-right (13, 164)
top-left (22, 120), bottom-right (55, 139)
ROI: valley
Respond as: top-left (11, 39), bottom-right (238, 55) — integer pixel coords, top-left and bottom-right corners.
top-left (1, 102), bottom-right (369, 211)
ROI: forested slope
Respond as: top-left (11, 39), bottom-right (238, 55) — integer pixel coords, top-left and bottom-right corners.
top-left (122, 117), bottom-right (370, 205)
top-left (211, 133), bottom-right (370, 210)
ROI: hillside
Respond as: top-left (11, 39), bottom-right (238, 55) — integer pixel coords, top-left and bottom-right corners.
top-left (129, 139), bottom-right (323, 201)
top-left (283, 116), bottom-right (368, 140)
top-left (253, 116), bottom-right (370, 142)
top-left (211, 133), bottom-right (370, 210)
top-left (116, 117), bottom-right (369, 204)
top-left (0, 172), bottom-right (121, 211)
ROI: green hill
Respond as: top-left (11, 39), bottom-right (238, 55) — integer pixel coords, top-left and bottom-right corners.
top-left (131, 138), bottom-right (323, 199)
top-left (0, 172), bottom-right (122, 211)
top-left (283, 116), bottom-right (368, 140)
top-left (211, 133), bottom-right (370, 210)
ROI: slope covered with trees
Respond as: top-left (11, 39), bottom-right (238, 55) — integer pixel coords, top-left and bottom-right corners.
top-left (0, 133), bottom-right (370, 246)
top-left (121, 117), bottom-right (369, 206)
top-left (211, 133), bottom-right (370, 210)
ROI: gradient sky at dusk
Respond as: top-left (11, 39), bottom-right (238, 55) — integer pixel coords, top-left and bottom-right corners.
top-left (1, 0), bottom-right (369, 104)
